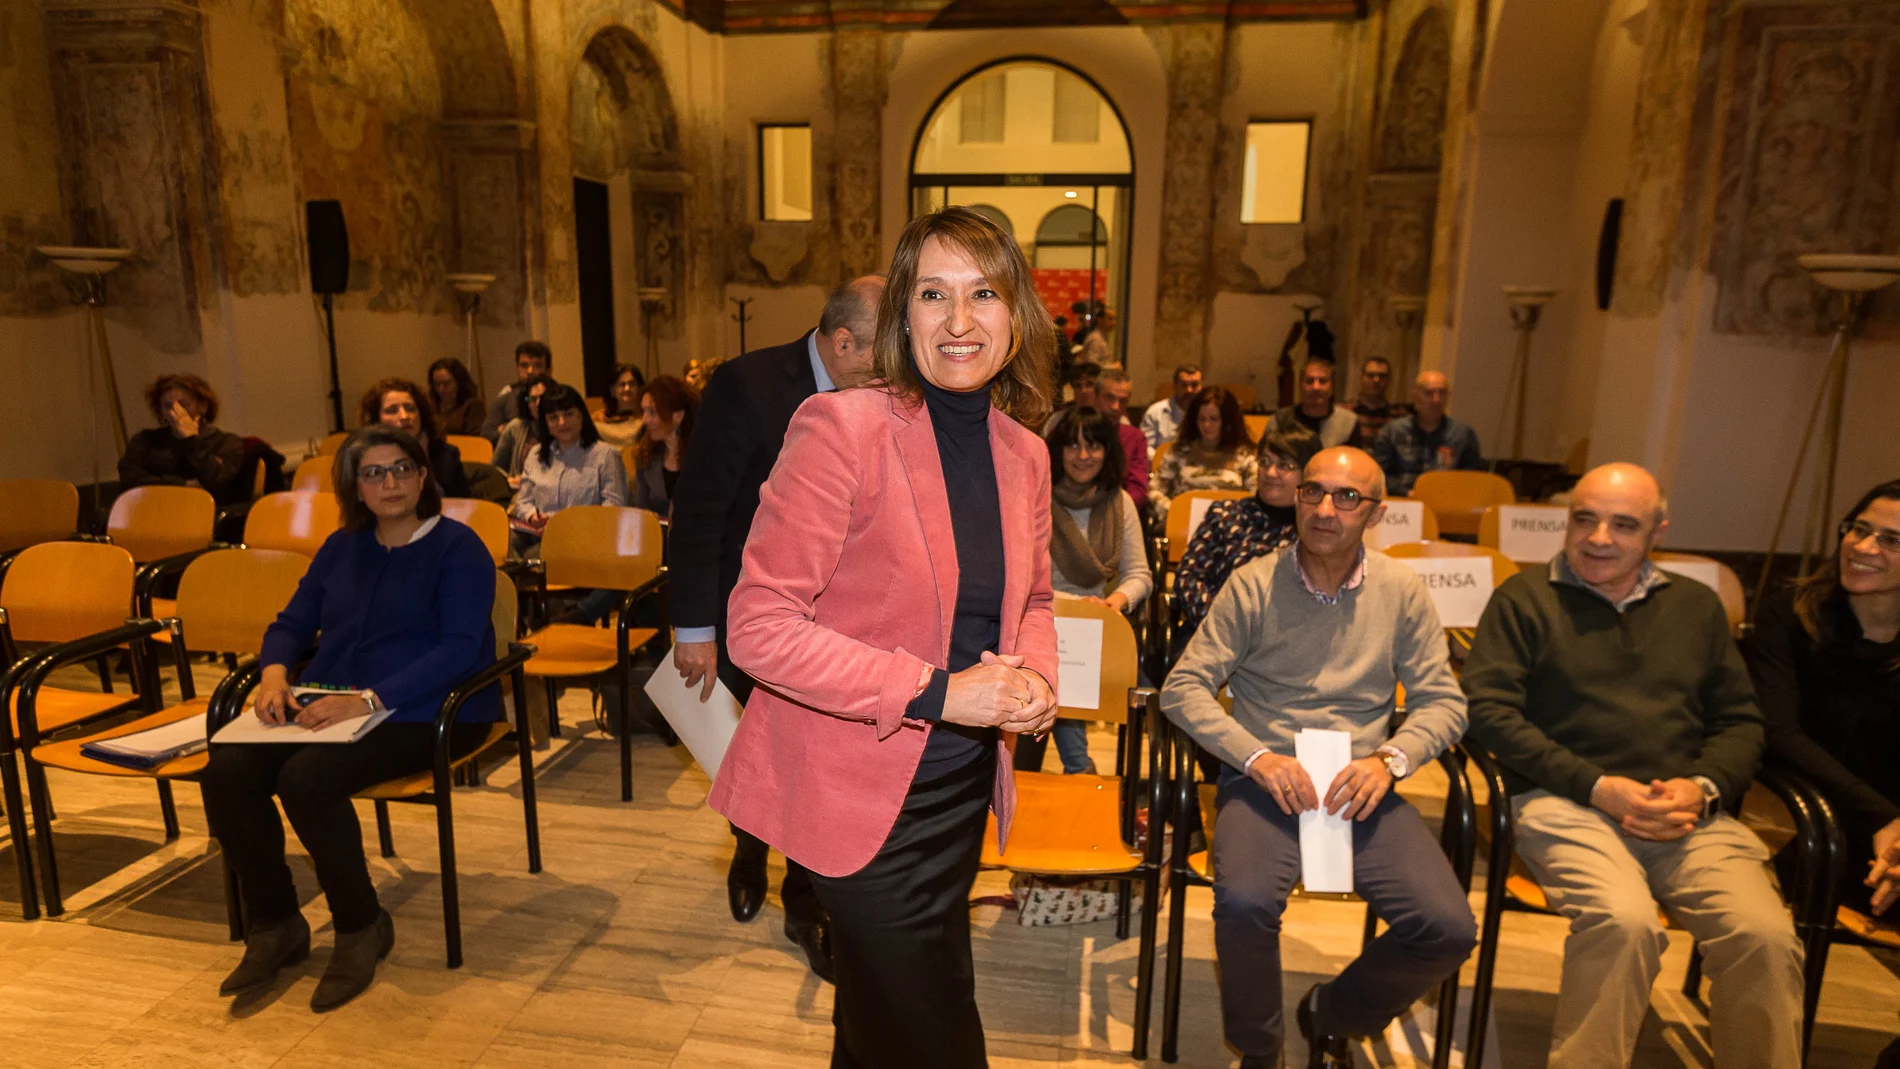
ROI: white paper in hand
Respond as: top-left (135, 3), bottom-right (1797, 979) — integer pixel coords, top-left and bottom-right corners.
top-left (1295, 729), bottom-right (1354, 893)
top-left (643, 647), bottom-right (742, 780)
top-left (1053, 615), bottom-right (1104, 711)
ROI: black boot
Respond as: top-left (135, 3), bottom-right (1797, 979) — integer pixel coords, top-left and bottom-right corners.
top-left (311, 909), bottom-right (394, 1012)
top-left (784, 916), bottom-right (835, 983)
top-left (728, 852), bottom-right (767, 923)
top-left (219, 912), bottom-right (311, 996)
top-left (1295, 983), bottom-right (1352, 1069)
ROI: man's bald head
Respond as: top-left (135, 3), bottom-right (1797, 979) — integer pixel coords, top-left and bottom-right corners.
top-left (817, 274), bottom-right (887, 386)
top-left (1412, 371), bottom-right (1450, 424)
top-left (1565, 461), bottom-right (1670, 599)
top-left (1297, 446), bottom-right (1388, 562)
top-left (1305, 446), bottom-right (1387, 500)
top-left (1573, 462), bottom-right (1667, 525)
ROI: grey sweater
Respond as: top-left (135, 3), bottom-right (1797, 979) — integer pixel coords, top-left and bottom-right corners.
top-left (1161, 547), bottom-right (1468, 774)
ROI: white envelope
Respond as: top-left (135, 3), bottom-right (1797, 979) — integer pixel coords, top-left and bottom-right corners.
top-left (1295, 728), bottom-right (1354, 893)
top-left (1186, 496), bottom-right (1216, 546)
top-left (643, 647), bottom-right (742, 780)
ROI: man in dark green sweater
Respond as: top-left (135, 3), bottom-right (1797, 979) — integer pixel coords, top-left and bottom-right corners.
top-left (1463, 463), bottom-right (1801, 1069)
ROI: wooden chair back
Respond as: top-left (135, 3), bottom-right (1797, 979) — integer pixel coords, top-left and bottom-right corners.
top-left (315, 432), bottom-right (348, 456)
top-left (1410, 470), bottom-right (1517, 537)
top-left (1243, 414), bottom-right (1269, 443)
top-left (243, 492), bottom-right (342, 558)
top-left (1377, 497), bottom-right (1442, 543)
top-left (1380, 540), bottom-right (1521, 587)
top-left (446, 435), bottom-right (493, 465)
top-left (1051, 598), bottom-right (1141, 725)
top-left (1219, 382), bottom-right (1257, 412)
top-left (440, 498), bottom-right (509, 565)
top-left (1149, 440), bottom-right (1172, 478)
top-left (492, 569), bottom-right (518, 654)
top-left (1, 542), bottom-right (135, 643)
top-left (540, 506), bottom-right (663, 591)
top-left (1651, 551), bottom-right (1746, 635)
top-left (1164, 490), bottom-right (1250, 563)
top-left (0, 479), bottom-right (79, 553)
top-left (1563, 436), bottom-right (1590, 476)
top-left (292, 454), bottom-right (335, 492)
top-left (174, 549), bottom-right (309, 655)
top-left (106, 485), bottom-right (215, 563)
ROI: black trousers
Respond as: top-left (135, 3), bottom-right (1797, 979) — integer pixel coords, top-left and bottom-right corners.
top-left (199, 723), bottom-right (489, 933)
top-left (808, 752), bottom-right (995, 1069)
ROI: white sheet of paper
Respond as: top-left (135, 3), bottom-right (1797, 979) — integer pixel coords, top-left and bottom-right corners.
top-left (85, 712), bottom-right (208, 757)
top-left (214, 706), bottom-right (395, 744)
top-left (644, 647), bottom-right (742, 780)
top-left (1367, 498), bottom-right (1425, 550)
top-left (1053, 615), bottom-right (1104, 711)
top-left (1496, 504), bottom-right (1569, 562)
top-left (1656, 558), bottom-right (1722, 594)
top-left (1186, 496), bottom-right (1216, 546)
top-left (1295, 729), bottom-right (1354, 893)
top-left (1395, 555), bottom-right (1495, 628)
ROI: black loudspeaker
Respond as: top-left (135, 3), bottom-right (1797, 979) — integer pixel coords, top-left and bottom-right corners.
top-left (1595, 198), bottom-right (1623, 311)
top-left (306, 200), bottom-right (350, 295)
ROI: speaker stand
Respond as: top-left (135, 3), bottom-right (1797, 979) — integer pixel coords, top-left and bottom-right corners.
top-left (322, 292), bottom-right (344, 432)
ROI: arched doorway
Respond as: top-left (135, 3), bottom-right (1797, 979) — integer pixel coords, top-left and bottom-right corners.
top-left (910, 59), bottom-right (1133, 364)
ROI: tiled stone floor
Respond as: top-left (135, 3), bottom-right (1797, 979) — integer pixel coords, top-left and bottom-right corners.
top-left (1, 667), bottom-right (1895, 1067)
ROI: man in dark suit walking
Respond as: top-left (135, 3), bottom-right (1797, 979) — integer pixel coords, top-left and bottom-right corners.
top-left (669, 275), bottom-right (885, 982)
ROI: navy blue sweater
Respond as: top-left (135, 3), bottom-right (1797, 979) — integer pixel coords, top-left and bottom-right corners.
top-left (259, 518), bottom-right (500, 724)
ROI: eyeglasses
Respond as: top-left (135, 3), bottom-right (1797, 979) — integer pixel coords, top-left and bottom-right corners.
top-left (1297, 482), bottom-right (1380, 512)
top-left (1840, 520), bottom-right (1900, 553)
top-left (1260, 455), bottom-right (1301, 474)
top-left (357, 460), bottom-right (421, 484)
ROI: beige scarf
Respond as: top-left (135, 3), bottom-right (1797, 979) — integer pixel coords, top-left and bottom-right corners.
top-left (1051, 479), bottom-right (1122, 594)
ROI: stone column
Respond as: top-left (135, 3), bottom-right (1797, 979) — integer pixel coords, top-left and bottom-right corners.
top-left (829, 29), bottom-right (887, 279)
top-left (1151, 21), bottom-right (1229, 365)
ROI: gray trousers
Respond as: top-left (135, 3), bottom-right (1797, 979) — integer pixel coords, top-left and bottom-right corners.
top-left (1211, 772), bottom-right (1478, 1059)
top-left (1512, 789), bottom-right (1804, 1069)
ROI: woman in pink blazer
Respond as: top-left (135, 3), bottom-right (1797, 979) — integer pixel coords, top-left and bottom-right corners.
top-left (710, 207), bottom-right (1060, 1068)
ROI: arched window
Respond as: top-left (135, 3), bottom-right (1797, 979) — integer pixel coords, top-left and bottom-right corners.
top-left (1035, 204), bottom-right (1107, 247)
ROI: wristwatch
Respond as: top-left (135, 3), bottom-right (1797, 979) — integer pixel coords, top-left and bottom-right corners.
top-left (1375, 744), bottom-right (1410, 780)
top-left (1692, 775), bottom-right (1722, 822)
top-left (358, 689), bottom-right (384, 714)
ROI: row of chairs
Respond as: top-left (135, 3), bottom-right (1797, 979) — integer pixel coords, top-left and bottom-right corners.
top-left (311, 431), bottom-right (493, 466)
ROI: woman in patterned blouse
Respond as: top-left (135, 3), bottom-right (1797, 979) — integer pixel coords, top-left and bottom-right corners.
top-left (1149, 385), bottom-right (1258, 520)
top-left (1170, 423), bottom-right (1321, 655)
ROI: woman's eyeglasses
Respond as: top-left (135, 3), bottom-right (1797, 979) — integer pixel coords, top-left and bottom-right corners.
top-left (357, 460), bottom-right (421, 485)
top-left (1296, 482), bottom-right (1380, 512)
top-left (1840, 520), bottom-right (1900, 553)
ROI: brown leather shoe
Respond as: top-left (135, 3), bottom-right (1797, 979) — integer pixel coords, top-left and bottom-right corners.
top-left (219, 913), bottom-right (311, 996)
top-left (311, 909), bottom-right (394, 1012)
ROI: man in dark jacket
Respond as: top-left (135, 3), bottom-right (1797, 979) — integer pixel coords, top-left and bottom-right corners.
top-left (668, 275), bottom-right (884, 982)
top-left (1462, 462), bottom-right (1801, 1069)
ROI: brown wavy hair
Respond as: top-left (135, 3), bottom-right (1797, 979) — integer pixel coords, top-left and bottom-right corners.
top-left (1180, 386), bottom-right (1253, 454)
top-left (357, 377), bottom-right (439, 444)
top-left (144, 373), bottom-right (220, 424)
top-left (870, 207), bottom-right (1054, 427)
top-left (635, 375), bottom-right (700, 470)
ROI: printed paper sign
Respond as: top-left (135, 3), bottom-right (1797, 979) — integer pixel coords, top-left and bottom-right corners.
top-left (1053, 615), bottom-right (1105, 711)
top-left (1367, 498), bottom-right (1426, 550)
top-left (1496, 504), bottom-right (1569, 562)
top-left (1186, 496), bottom-right (1216, 547)
top-left (1395, 555), bottom-right (1495, 628)
top-left (1656, 558), bottom-right (1722, 594)
top-left (1295, 728), bottom-right (1354, 893)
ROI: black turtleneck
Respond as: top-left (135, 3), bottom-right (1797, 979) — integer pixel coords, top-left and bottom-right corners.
top-left (906, 369), bottom-right (1005, 779)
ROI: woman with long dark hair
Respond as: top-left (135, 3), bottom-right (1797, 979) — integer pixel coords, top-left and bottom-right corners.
top-left (711, 207), bottom-right (1059, 1067)
top-left (358, 377), bottom-right (471, 498)
top-left (1753, 478), bottom-right (1900, 919)
top-left (427, 357), bottom-right (484, 436)
top-left (507, 382), bottom-right (627, 558)
top-left (595, 363), bottom-right (647, 450)
top-left (1149, 384), bottom-right (1258, 520)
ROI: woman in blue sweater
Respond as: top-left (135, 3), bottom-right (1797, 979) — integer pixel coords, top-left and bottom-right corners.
top-left (200, 424), bottom-right (499, 1011)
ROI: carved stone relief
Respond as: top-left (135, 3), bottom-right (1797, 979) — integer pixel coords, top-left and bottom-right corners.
top-left (1348, 174), bottom-right (1437, 371)
top-left (1709, 2), bottom-right (1900, 337)
top-left (1152, 22), bottom-right (1228, 362)
top-left (446, 128), bottom-right (530, 328)
top-left (633, 187), bottom-right (685, 338)
top-left (1379, 7), bottom-right (1449, 172)
top-left (829, 30), bottom-right (888, 279)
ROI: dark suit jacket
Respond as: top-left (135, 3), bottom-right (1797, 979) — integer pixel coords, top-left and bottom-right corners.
top-left (669, 331), bottom-right (819, 696)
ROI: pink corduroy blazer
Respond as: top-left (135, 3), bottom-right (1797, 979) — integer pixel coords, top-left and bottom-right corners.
top-left (707, 385), bottom-right (1059, 878)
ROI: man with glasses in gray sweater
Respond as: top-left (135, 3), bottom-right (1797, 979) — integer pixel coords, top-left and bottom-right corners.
top-left (1162, 447), bottom-right (1475, 1069)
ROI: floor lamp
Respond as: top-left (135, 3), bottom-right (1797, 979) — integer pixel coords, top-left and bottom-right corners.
top-left (637, 287), bottom-right (669, 379)
top-left (1500, 286), bottom-right (1557, 459)
top-left (1389, 294), bottom-right (1425, 389)
top-left (40, 245), bottom-right (132, 489)
top-left (1754, 253), bottom-right (1900, 612)
top-left (447, 273), bottom-right (496, 398)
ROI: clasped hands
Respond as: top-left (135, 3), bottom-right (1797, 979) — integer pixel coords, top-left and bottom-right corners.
top-left (1590, 775), bottom-right (1705, 841)
top-left (1248, 753), bottom-right (1392, 822)
top-left (254, 666), bottom-right (372, 731)
top-left (938, 651), bottom-right (1057, 736)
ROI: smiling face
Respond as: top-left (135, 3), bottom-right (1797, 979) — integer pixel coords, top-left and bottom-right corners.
top-left (377, 390), bottom-right (423, 439)
top-left (545, 404), bottom-right (583, 448)
top-left (1257, 450), bottom-right (1302, 507)
top-left (613, 370), bottom-right (640, 409)
top-left (907, 234), bottom-right (1015, 393)
top-left (355, 443), bottom-right (424, 522)
top-left (1839, 497), bottom-right (1900, 597)
top-left (1062, 434), bottom-right (1106, 486)
top-left (1564, 463), bottom-right (1667, 597)
top-left (639, 393), bottom-right (672, 439)
top-left (1299, 363), bottom-right (1334, 415)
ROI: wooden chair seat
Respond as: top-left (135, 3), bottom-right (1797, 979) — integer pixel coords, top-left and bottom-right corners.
top-left (31, 699), bottom-right (212, 779)
top-left (356, 722), bottom-right (511, 800)
top-left (522, 622), bottom-right (657, 678)
top-left (12, 687), bottom-right (138, 735)
top-left (1837, 907), bottom-right (1900, 948)
top-left (149, 597), bottom-right (177, 642)
top-left (981, 770), bottom-right (1142, 875)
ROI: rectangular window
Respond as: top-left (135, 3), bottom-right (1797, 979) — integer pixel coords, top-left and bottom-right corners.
top-left (758, 124), bottom-right (813, 222)
top-left (1240, 120), bottom-right (1310, 224)
top-left (1051, 70), bottom-right (1100, 143)
top-left (958, 72), bottom-right (1007, 144)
